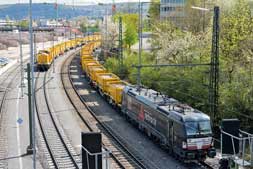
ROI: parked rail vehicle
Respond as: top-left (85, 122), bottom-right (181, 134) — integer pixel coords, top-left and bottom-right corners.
top-left (79, 38), bottom-right (216, 162)
top-left (37, 34), bottom-right (101, 70)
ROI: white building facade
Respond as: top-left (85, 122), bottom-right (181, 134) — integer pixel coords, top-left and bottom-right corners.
top-left (160, 0), bottom-right (186, 21)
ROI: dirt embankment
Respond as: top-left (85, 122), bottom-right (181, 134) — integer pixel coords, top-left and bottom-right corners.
top-left (0, 32), bottom-right (58, 50)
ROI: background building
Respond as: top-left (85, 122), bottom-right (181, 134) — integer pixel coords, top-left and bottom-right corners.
top-left (160, 0), bottom-right (186, 24)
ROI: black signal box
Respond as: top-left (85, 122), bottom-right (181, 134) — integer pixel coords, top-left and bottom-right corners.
top-left (221, 119), bottom-right (240, 154)
top-left (82, 132), bottom-right (102, 169)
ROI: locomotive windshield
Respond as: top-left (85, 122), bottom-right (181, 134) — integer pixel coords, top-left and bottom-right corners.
top-left (185, 121), bottom-right (211, 136)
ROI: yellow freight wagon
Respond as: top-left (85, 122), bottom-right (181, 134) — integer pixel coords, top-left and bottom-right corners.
top-left (107, 81), bottom-right (128, 107)
top-left (96, 73), bottom-right (120, 94)
top-left (81, 59), bottom-right (99, 73)
top-left (88, 66), bottom-right (107, 84)
top-left (81, 49), bottom-right (91, 56)
top-left (81, 59), bottom-right (95, 71)
top-left (81, 55), bottom-right (93, 61)
top-left (87, 65), bottom-right (106, 84)
top-left (80, 44), bottom-right (94, 56)
top-left (86, 64), bottom-right (103, 78)
top-left (65, 41), bottom-right (72, 50)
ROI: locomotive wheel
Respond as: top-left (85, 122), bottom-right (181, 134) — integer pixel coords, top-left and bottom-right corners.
top-left (115, 106), bottom-right (121, 113)
top-left (138, 124), bottom-right (144, 131)
top-left (109, 97), bottom-right (113, 105)
top-left (146, 130), bottom-right (151, 138)
top-left (125, 114), bottom-right (130, 121)
top-left (98, 89), bottom-right (104, 97)
top-left (168, 148), bottom-right (173, 155)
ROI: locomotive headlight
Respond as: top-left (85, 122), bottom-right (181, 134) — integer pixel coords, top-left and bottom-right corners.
top-left (182, 141), bottom-right (187, 149)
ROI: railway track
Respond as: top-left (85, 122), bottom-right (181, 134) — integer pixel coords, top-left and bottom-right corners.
top-left (0, 64), bottom-right (21, 169)
top-left (61, 51), bottom-right (160, 169)
top-left (0, 64), bottom-right (21, 116)
top-left (64, 52), bottom-right (217, 169)
top-left (35, 65), bottom-right (81, 169)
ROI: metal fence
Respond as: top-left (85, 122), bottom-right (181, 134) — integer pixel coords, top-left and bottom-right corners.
top-left (220, 129), bottom-right (253, 167)
top-left (81, 145), bottom-right (111, 169)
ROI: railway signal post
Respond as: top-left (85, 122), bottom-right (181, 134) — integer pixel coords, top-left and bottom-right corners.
top-left (26, 63), bottom-right (33, 155)
top-left (118, 16), bottom-right (123, 77)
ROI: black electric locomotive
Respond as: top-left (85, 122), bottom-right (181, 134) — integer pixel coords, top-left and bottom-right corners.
top-left (121, 86), bottom-right (216, 162)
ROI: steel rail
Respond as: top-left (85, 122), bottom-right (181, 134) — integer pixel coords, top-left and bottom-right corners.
top-left (43, 65), bottom-right (79, 169)
top-left (34, 72), bottom-right (59, 169)
top-left (35, 58), bottom-right (79, 168)
top-left (60, 50), bottom-right (127, 169)
top-left (62, 51), bottom-right (160, 169)
top-left (0, 63), bottom-right (24, 119)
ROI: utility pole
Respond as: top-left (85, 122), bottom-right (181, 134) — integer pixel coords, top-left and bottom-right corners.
top-left (137, 0), bottom-right (143, 89)
top-left (105, 4), bottom-right (108, 59)
top-left (203, 0), bottom-right (206, 32)
top-left (28, 0), bottom-right (36, 168)
top-left (34, 33), bottom-right (37, 63)
top-left (52, 32), bottom-right (55, 73)
top-left (56, 0), bottom-right (58, 28)
top-left (98, 3), bottom-right (108, 59)
top-left (18, 27), bottom-right (25, 98)
top-left (118, 16), bottom-right (123, 77)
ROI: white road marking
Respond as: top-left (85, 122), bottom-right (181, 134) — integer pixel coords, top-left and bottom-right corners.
top-left (16, 87), bottom-right (23, 169)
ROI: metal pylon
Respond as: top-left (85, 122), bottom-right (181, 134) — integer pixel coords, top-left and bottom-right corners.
top-left (209, 6), bottom-right (220, 123)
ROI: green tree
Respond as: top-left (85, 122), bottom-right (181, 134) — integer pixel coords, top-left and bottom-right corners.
top-left (79, 18), bottom-right (88, 33)
top-left (124, 23), bottom-right (138, 49)
top-left (220, 0), bottom-right (253, 80)
top-left (148, 0), bottom-right (160, 21)
top-left (19, 20), bottom-right (29, 29)
top-left (114, 13), bottom-right (138, 32)
top-left (113, 13), bottom-right (139, 49)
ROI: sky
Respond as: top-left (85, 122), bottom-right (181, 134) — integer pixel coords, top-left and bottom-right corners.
top-left (0, 0), bottom-right (150, 5)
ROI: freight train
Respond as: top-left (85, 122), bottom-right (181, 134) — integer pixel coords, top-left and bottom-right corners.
top-left (37, 34), bottom-right (101, 70)
top-left (79, 36), bottom-right (216, 162)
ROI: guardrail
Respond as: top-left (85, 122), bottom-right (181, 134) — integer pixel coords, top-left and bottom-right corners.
top-left (220, 129), bottom-right (253, 167)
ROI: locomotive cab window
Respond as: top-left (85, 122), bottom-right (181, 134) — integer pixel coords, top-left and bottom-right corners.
top-left (199, 121), bottom-right (212, 134)
top-left (185, 121), bottom-right (211, 136)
